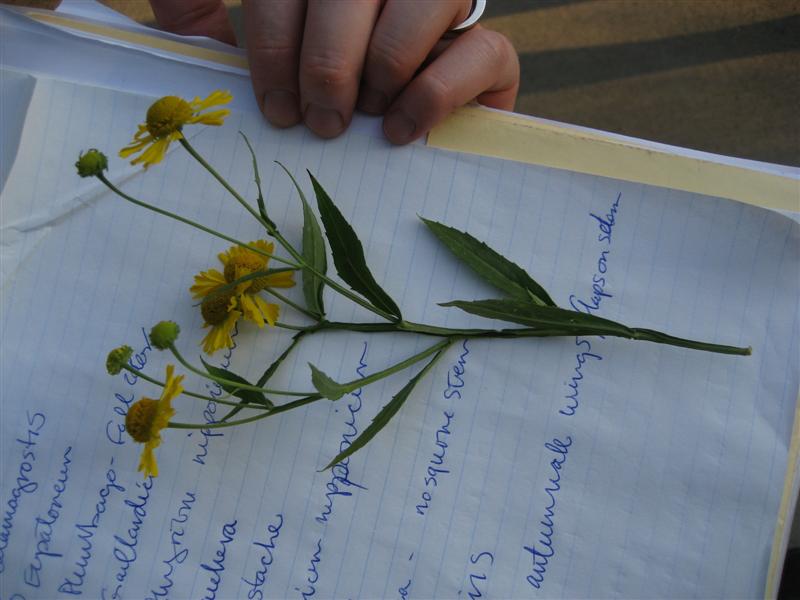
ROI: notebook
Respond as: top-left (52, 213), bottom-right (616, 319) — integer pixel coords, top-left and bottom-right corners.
top-left (1, 5), bottom-right (798, 599)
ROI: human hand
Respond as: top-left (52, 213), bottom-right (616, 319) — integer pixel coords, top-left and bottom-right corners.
top-left (148, 0), bottom-right (519, 144)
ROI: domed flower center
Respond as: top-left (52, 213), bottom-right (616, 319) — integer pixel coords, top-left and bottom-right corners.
top-left (146, 96), bottom-right (193, 138)
top-left (224, 255), bottom-right (268, 292)
top-left (126, 398), bottom-right (158, 443)
top-left (201, 294), bottom-right (233, 325)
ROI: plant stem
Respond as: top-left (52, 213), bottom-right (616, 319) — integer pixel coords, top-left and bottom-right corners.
top-left (181, 140), bottom-right (394, 321)
top-left (263, 288), bottom-right (319, 321)
top-left (275, 321), bottom-right (307, 332)
top-left (307, 319), bottom-right (749, 356)
top-left (330, 337), bottom-right (452, 396)
top-left (168, 343), bottom-right (315, 397)
top-left (96, 174), bottom-right (300, 268)
top-left (169, 393), bottom-right (323, 430)
top-left (121, 365), bottom-right (234, 403)
top-left (180, 137), bottom-right (267, 227)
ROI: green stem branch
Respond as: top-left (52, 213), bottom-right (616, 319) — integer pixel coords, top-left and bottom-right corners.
top-left (168, 344), bottom-right (314, 397)
top-left (96, 173), bottom-right (300, 268)
top-left (169, 393), bottom-right (323, 430)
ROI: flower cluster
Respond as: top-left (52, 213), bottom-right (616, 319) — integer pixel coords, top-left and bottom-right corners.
top-left (120, 90), bottom-right (232, 168)
top-left (191, 240), bottom-right (295, 354)
top-left (87, 90), bottom-right (750, 481)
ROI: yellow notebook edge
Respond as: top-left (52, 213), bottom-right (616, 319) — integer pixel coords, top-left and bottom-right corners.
top-left (17, 8), bottom-right (800, 596)
top-left (22, 8), bottom-right (799, 214)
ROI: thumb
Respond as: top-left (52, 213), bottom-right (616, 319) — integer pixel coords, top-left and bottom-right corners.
top-left (148, 0), bottom-right (236, 46)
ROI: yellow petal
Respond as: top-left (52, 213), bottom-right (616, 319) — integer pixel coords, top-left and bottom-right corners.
top-left (201, 310), bottom-right (240, 354)
top-left (253, 294), bottom-right (279, 326)
top-left (119, 135), bottom-right (153, 158)
top-left (189, 109), bottom-right (230, 126)
top-left (190, 268), bottom-right (227, 299)
top-left (138, 443), bottom-right (158, 478)
top-left (190, 90), bottom-right (233, 112)
top-left (262, 271), bottom-right (296, 289)
top-left (239, 293), bottom-right (264, 327)
top-left (131, 137), bottom-right (170, 167)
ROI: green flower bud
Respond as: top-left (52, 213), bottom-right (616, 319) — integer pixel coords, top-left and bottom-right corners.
top-left (106, 345), bottom-right (133, 375)
top-left (149, 321), bottom-right (180, 350)
top-left (75, 149), bottom-right (108, 178)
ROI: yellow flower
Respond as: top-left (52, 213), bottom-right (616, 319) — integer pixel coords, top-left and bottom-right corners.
top-left (125, 365), bottom-right (184, 478)
top-left (190, 241), bottom-right (295, 354)
top-left (119, 90), bottom-right (232, 168)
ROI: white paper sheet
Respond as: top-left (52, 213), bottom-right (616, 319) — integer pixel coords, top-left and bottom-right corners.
top-left (1, 72), bottom-right (798, 599)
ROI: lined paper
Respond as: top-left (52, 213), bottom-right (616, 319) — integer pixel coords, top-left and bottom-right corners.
top-left (1, 75), bottom-right (798, 599)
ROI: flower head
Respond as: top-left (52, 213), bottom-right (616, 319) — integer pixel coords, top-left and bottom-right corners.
top-left (119, 90), bottom-right (232, 168)
top-left (190, 241), bottom-right (295, 354)
top-left (149, 321), bottom-right (180, 350)
top-left (76, 149), bottom-right (108, 177)
top-left (106, 345), bottom-right (133, 375)
top-left (125, 364), bottom-right (184, 478)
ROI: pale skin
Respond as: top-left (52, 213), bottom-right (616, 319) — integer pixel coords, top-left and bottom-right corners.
top-left (146, 0), bottom-right (520, 144)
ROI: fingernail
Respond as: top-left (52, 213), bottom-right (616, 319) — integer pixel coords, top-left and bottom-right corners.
top-left (263, 90), bottom-right (301, 128)
top-left (304, 104), bottom-right (345, 138)
top-left (384, 109), bottom-right (416, 144)
top-left (357, 86), bottom-right (389, 114)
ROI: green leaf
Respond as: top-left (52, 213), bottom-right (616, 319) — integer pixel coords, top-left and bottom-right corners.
top-left (309, 171), bottom-right (402, 320)
top-left (321, 349), bottom-right (443, 470)
top-left (239, 132), bottom-right (276, 231)
top-left (441, 298), bottom-right (635, 337)
top-left (256, 334), bottom-right (302, 388)
top-left (201, 358), bottom-right (273, 423)
top-left (420, 217), bottom-right (556, 306)
top-left (277, 163), bottom-right (326, 317)
top-left (308, 363), bottom-right (347, 400)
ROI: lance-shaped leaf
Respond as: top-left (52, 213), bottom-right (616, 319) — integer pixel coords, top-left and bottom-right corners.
top-left (239, 132), bottom-right (276, 231)
top-left (202, 358), bottom-right (273, 423)
top-left (442, 299), bottom-right (752, 355)
top-left (277, 163), bottom-right (326, 317)
top-left (441, 298), bottom-right (635, 337)
top-left (309, 171), bottom-right (402, 320)
top-left (421, 217), bottom-right (555, 306)
top-left (321, 348), bottom-right (444, 470)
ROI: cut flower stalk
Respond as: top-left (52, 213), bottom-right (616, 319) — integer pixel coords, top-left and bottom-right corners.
top-left (87, 90), bottom-right (751, 475)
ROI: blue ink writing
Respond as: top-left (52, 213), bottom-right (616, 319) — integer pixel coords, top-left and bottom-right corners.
top-left (144, 490), bottom-right (196, 600)
top-left (24, 445), bottom-right (72, 587)
top-left (294, 538), bottom-right (322, 599)
top-left (59, 458), bottom-right (125, 595)
top-left (561, 194), bottom-right (621, 416)
top-left (0, 410), bottom-right (46, 574)
top-left (194, 330), bottom-right (236, 463)
top-left (316, 342), bottom-right (369, 524)
top-left (107, 328), bottom-right (151, 446)
top-left (201, 519), bottom-right (237, 600)
top-left (106, 477), bottom-right (155, 599)
top-left (242, 514), bottom-right (283, 600)
top-left (416, 410), bottom-right (454, 516)
top-left (589, 192), bottom-right (620, 243)
top-left (524, 436), bottom-right (572, 590)
top-left (465, 551), bottom-right (494, 600)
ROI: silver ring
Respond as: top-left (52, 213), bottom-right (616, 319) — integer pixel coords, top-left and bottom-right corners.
top-left (451, 0), bottom-right (486, 31)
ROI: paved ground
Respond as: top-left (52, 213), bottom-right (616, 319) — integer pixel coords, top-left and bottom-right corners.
top-left (85, 0), bottom-right (800, 166)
